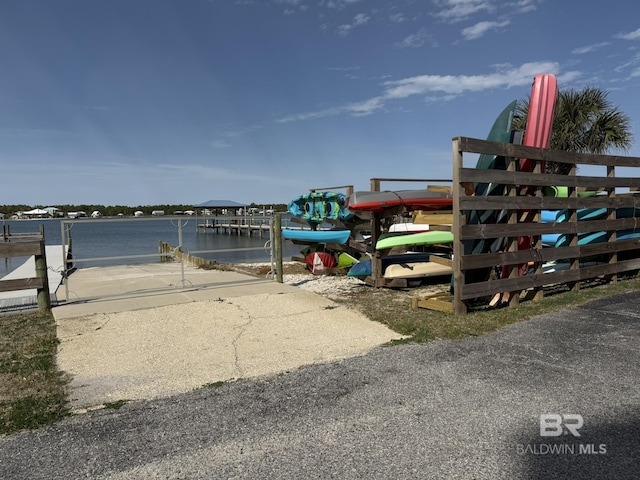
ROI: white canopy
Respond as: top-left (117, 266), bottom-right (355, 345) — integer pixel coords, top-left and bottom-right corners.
top-left (23, 208), bottom-right (49, 215)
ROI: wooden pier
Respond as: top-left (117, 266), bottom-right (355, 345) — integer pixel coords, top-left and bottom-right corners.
top-left (197, 215), bottom-right (285, 237)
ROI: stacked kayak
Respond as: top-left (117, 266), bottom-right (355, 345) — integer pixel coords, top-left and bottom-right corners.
top-left (281, 228), bottom-right (351, 245)
top-left (288, 191), bottom-right (354, 224)
top-left (540, 207), bottom-right (640, 247)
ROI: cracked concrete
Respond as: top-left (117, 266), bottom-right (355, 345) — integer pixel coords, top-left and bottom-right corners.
top-left (53, 264), bottom-right (406, 410)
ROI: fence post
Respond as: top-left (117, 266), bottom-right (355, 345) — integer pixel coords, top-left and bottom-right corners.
top-left (452, 138), bottom-right (467, 314)
top-left (273, 213), bottom-right (283, 283)
top-left (35, 239), bottom-right (51, 312)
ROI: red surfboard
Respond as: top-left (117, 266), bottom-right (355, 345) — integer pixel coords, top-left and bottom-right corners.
top-left (520, 73), bottom-right (557, 173)
top-left (513, 74), bottom-right (558, 277)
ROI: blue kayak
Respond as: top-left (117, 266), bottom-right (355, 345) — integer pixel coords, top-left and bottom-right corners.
top-left (282, 229), bottom-right (351, 245)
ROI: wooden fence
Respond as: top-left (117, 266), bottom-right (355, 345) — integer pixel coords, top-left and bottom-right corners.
top-left (0, 233), bottom-right (51, 312)
top-left (452, 136), bottom-right (640, 314)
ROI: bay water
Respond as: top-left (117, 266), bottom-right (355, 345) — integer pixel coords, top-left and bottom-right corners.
top-left (1, 217), bottom-right (303, 277)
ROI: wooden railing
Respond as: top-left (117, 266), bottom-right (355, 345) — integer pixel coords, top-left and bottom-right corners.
top-left (0, 234), bottom-right (51, 312)
top-left (452, 136), bottom-right (640, 314)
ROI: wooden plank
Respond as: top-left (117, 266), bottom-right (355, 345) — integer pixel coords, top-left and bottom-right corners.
top-left (459, 168), bottom-right (640, 190)
top-left (459, 195), bottom-right (640, 210)
top-left (426, 185), bottom-right (452, 193)
top-left (455, 137), bottom-right (640, 168)
top-left (0, 241), bottom-right (43, 257)
top-left (461, 247), bottom-right (572, 270)
top-left (370, 177), bottom-right (452, 184)
top-left (459, 257), bottom-right (640, 300)
top-left (460, 217), bottom-right (640, 240)
top-left (428, 225), bottom-right (453, 232)
top-left (412, 293), bottom-right (454, 313)
top-left (460, 239), bottom-right (640, 271)
top-left (0, 277), bottom-right (45, 293)
top-left (452, 138), bottom-right (467, 314)
top-left (412, 211), bottom-right (453, 225)
top-left (429, 255), bottom-right (452, 267)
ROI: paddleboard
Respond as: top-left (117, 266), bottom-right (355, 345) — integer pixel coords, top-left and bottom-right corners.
top-left (384, 261), bottom-right (452, 280)
top-left (345, 190), bottom-right (452, 213)
top-left (520, 73), bottom-right (558, 173)
top-left (376, 231), bottom-right (453, 250)
top-left (389, 222), bottom-right (431, 233)
top-left (513, 74), bottom-right (557, 276)
top-left (542, 186), bottom-right (598, 198)
top-left (347, 252), bottom-right (435, 278)
top-left (288, 191), bottom-right (353, 224)
top-left (282, 229), bottom-right (351, 245)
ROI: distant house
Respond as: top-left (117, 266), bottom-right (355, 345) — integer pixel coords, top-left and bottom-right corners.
top-left (45, 207), bottom-right (62, 217)
top-left (22, 208), bottom-right (49, 218)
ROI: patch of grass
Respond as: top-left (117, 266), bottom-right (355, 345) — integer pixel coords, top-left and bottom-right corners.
top-left (334, 273), bottom-right (640, 344)
top-left (103, 399), bottom-right (129, 410)
top-left (204, 380), bottom-right (231, 389)
top-left (0, 310), bottom-right (70, 434)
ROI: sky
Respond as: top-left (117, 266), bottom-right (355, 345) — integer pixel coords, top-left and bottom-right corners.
top-left (2, 0), bottom-right (640, 207)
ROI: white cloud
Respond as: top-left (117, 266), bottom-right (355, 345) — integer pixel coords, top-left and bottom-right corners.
top-left (326, 0), bottom-right (361, 10)
top-left (616, 28), bottom-right (640, 40)
top-left (389, 12), bottom-right (407, 23)
top-left (382, 62), bottom-right (561, 99)
top-left (571, 42), bottom-right (611, 55)
top-left (211, 140), bottom-right (232, 149)
top-left (505, 0), bottom-right (539, 14)
top-left (277, 62), bottom-right (577, 122)
top-left (336, 13), bottom-right (370, 36)
top-left (433, 0), bottom-right (495, 22)
top-left (461, 19), bottom-right (510, 40)
top-left (396, 28), bottom-right (433, 48)
top-left (272, 0), bottom-right (304, 5)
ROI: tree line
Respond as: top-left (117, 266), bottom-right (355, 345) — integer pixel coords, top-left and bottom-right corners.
top-left (0, 203), bottom-right (289, 218)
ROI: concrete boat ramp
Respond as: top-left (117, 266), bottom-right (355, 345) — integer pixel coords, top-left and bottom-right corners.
top-left (0, 245), bottom-right (69, 311)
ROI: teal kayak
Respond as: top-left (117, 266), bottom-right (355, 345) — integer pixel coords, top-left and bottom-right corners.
top-left (288, 192), bottom-right (353, 224)
top-left (282, 229), bottom-right (351, 245)
top-left (555, 229), bottom-right (640, 247)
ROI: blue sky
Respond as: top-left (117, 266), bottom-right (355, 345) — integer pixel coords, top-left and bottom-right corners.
top-left (2, 0), bottom-right (640, 207)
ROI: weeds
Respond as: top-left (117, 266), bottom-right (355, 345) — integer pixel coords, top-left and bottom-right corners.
top-left (0, 311), bottom-right (70, 435)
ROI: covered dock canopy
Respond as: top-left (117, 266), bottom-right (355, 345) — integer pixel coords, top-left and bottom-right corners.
top-left (193, 200), bottom-right (247, 215)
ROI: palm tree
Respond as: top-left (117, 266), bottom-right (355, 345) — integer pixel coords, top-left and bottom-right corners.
top-left (514, 86), bottom-right (634, 174)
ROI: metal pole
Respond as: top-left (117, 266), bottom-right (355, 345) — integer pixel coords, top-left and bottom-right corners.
top-left (274, 212), bottom-right (283, 283)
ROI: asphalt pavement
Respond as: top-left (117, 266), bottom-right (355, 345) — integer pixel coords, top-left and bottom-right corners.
top-left (0, 288), bottom-right (639, 479)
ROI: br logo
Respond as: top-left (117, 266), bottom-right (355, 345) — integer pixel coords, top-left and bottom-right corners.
top-left (539, 414), bottom-right (583, 437)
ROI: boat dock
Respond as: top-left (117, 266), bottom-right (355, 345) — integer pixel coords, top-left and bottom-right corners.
top-left (197, 215), bottom-right (281, 237)
top-left (0, 245), bottom-right (69, 311)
